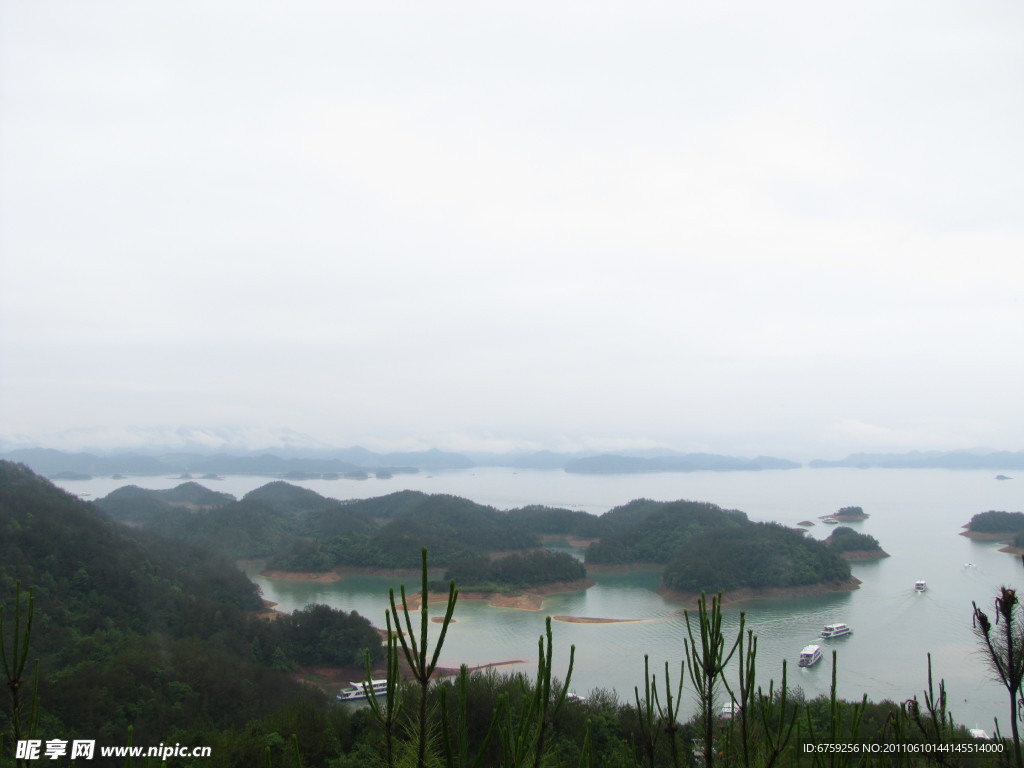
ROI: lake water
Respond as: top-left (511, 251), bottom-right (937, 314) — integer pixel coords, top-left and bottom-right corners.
top-left (56, 466), bottom-right (1024, 731)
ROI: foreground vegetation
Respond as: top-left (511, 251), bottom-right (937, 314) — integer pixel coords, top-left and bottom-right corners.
top-left (3, 462), bottom-right (1020, 766)
top-left (3, 554), bottom-right (1018, 767)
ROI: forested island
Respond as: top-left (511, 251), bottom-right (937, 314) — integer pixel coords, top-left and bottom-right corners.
top-left (582, 499), bottom-right (857, 600)
top-left (960, 510), bottom-right (1024, 555)
top-left (825, 505), bottom-right (870, 521)
top-left (91, 483), bottom-right (860, 602)
top-left (824, 526), bottom-right (889, 560)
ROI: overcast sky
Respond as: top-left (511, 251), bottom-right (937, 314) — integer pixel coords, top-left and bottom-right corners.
top-left (1, 1), bottom-right (1021, 458)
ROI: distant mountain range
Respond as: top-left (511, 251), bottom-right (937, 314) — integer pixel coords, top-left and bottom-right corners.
top-left (1, 445), bottom-right (1021, 479)
top-left (562, 453), bottom-right (800, 473)
top-left (808, 449), bottom-right (1024, 470)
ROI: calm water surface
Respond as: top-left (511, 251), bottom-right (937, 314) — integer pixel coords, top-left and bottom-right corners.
top-left (59, 467), bottom-right (1024, 730)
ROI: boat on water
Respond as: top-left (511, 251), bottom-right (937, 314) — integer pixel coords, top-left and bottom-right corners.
top-left (915, 580), bottom-right (927, 592)
top-left (720, 701), bottom-right (741, 719)
top-left (820, 623), bottom-right (852, 639)
top-left (798, 644), bottom-right (823, 667)
top-left (337, 679), bottom-right (388, 702)
top-left (822, 517), bottom-right (839, 524)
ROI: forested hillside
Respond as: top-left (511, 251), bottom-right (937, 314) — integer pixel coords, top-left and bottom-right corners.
top-left (585, 499), bottom-right (749, 564)
top-left (94, 484), bottom-right (570, 572)
top-left (586, 499), bottom-right (853, 593)
top-left (0, 461), bottom-right (381, 749)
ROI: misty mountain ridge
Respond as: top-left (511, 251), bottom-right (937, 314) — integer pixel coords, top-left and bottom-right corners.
top-left (809, 449), bottom-right (1024, 470)
top-left (2, 428), bottom-right (1023, 478)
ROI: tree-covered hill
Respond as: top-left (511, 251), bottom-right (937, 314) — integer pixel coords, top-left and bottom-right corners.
top-left (663, 522), bottom-right (852, 593)
top-left (585, 499), bottom-right (749, 565)
top-left (92, 481), bottom-right (379, 560)
top-left (93, 483), bottom-right (562, 572)
top-left (825, 526), bottom-right (887, 556)
top-left (241, 480), bottom-right (352, 514)
top-left (966, 510), bottom-right (1024, 534)
top-left (270, 493), bottom-right (544, 571)
top-left (582, 498), bottom-right (851, 594)
top-left (505, 504), bottom-right (605, 539)
top-left (0, 461), bottom-right (382, 746)
top-left (326, 489), bottom-right (443, 520)
top-left (92, 481), bottom-right (235, 522)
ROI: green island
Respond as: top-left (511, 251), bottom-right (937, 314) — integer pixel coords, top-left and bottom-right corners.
top-left (828, 505), bottom-right (871, 520)
top-left (964, 510), bottom-right (1024, 537)
top-left (824, 526), bottom-right (889, 560)
top-left (93, 485), bottom-right (865, 602)
top-left (4, 460), bottom-right (1015, 768)
top-left (962, 510), bottom-right (1024, 552)
top-left (584, 499), bottom-right (859, 599)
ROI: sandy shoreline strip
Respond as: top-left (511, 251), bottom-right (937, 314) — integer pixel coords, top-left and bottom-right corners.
top-left (552, 615), bottom-right (648, 624)
top-left (960, 529), bottom-right (1016, 541)
top-left (656, 576), bottom-right (862, 608)
top-left (255, 574), bottom-right (596, 613)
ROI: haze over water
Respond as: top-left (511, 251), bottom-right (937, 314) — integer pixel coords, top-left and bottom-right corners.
top-left (59, 466), bottom-right (1024, 731)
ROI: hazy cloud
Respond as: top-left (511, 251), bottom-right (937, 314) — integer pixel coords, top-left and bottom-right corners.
top-left (1, 1), bottom-right (1022, 458)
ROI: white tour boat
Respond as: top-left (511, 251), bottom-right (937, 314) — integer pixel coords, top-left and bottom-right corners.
top-left (337, 679), bottom-right (389, 702)
top-left (915, 580), bottom-right (927, 592)
top-left (819, 623), bottom-right (852, 639)
top-left (798, 644), bottom-right (823, 667)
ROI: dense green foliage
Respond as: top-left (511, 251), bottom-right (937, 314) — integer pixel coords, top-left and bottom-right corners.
top-left (506, 504), bottom-right (605, 539)
top-left (585, 499), bottom-right (748, 565)
top-left (94, 481), bottom-right (379, 561)
top-left (95, 485), bottom-right (580, 572)
top-left (825, 526), bottom-right (885, 553)
top-left (266, 493), bottom-right (545, 571)
top-left (968, 510), bottom-right (1024, 533)
top-left (662, 522), bottom-right (851, 593)
top-left (265, 604), bottom-right (382, 668)
top-left (0, 461), bottom-right (381, 749)
top-left (93, 482), bottom-right (234, 522)
top-left (443, 550), bottom-right (586, 590)
top-left (584, 499), bottom-right (850, 594)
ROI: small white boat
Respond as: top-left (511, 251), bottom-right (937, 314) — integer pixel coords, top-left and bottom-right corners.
top-left (820, 623), bottom-right (852, 639)
top-left (798, 644), bottom-right (823, 667)
top-left (337, 679), bottom-right (388, 702)
top-left (822, 517), bottom-right (839, 524)
top-left (915, 580), bottom-right (927, 592)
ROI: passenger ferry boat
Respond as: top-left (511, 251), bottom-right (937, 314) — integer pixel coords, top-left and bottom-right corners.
top-left (819, 623), bottom-right (852, 639)
top-left (915, 580), bottom-right (927, 592)
top-left (798, 644), bottom-right (823, 667)
top-left (337, 679), bottom-right (388, 702)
